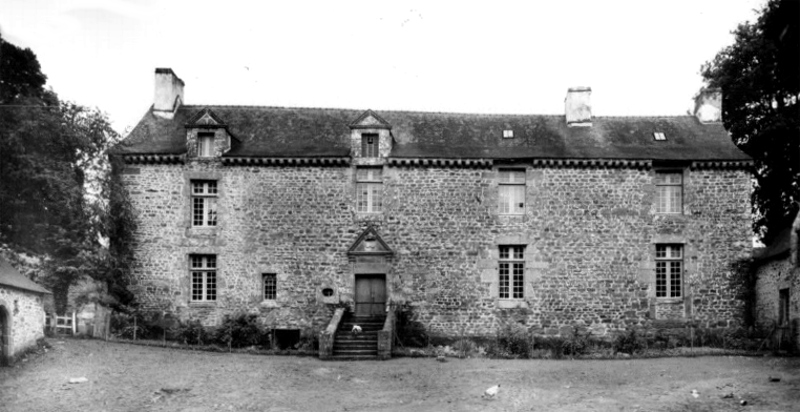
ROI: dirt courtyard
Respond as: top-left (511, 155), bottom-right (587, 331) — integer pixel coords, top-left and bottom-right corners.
top-left (0, 339), bottom-right (798, 412)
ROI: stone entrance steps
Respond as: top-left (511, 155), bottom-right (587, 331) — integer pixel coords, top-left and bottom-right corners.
top-left (331, 315), bottom-right (385, 360)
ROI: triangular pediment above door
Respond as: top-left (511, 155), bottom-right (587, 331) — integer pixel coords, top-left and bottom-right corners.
top-left (348, 226), bottom-right (393, 256)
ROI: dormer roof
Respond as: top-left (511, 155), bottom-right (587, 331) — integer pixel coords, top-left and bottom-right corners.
top-left (349, 109), bottom-right (392, 130)
top-left (185, 108), bottom-right (227, 128)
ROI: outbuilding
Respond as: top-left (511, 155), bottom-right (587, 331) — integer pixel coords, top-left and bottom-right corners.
top-left (0, 259), bottom-right (50, 365)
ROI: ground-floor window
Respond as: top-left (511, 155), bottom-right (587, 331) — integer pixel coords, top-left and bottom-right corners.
top-left (263, 273), bottom-right (276, 300)
top-left (191, 254), bottom-right (217, 302)
top-left (499, 245), bottom-right (525, 299)
top-left (655, 244), bottom-right (682, 298)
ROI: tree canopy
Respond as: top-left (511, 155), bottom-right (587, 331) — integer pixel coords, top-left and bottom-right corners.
top-left (0, 36), bottom-right (135, 312)
top-left (701, 0), bottom-right (800, 244)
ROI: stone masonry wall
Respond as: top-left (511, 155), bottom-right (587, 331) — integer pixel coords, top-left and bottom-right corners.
top-left (123, 160), bottom-right (751, 338)
top-left (0, 286), bottom-right (46, 359)
top-left (755, 256), bottom-right (800, 350)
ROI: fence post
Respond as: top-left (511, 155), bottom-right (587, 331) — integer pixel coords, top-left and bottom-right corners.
top-left (72, 311), bottom-right (76, 335)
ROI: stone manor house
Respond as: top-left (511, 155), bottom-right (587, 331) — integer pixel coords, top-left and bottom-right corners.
top-left (115, 69), bottom-right (752, 354)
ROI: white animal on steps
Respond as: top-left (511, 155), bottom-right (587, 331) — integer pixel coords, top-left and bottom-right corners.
top-left (483, 384), bottom-right (500, 399)
top-left (351, 325), bottom-right (362, 335)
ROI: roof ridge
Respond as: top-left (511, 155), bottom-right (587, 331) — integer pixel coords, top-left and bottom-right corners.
top-left (181, 104), bottom-right (566, 117)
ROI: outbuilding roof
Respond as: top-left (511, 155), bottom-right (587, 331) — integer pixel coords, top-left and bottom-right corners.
top-left (115, 105), bottom-right (750, 162)
top-left (0, 259), bottom-right (50, 295)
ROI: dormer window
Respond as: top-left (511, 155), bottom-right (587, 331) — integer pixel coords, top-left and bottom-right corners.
top-left (653, 132), bottom-right (666, 141)
top-left (362, 134), bottom-right (379, 158)
top-left (198, 132), bottom-right (215, 157)
top-left (503, 129), bottom-right (514, 139)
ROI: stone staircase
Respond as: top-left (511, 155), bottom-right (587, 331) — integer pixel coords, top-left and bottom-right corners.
top-left (331, 314), bottom-right (385, 360)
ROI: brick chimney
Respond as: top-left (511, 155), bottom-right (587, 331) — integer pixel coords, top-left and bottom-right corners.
top-left (565, 87), bottom-right (592, 127)
top-left (153, 68), bottom-right (184, 119)
top-left (693, 88), bottom-right (722, 123)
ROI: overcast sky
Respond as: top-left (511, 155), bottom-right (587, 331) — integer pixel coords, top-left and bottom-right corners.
top-left (1, 0), bottom-right (764, 135)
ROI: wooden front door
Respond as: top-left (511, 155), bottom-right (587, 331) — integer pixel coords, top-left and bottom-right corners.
top-left (355, 275), bottom-right (386, 317)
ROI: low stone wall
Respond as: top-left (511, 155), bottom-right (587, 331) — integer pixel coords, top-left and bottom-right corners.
top-left (0, 286), bottom-right (46, 362)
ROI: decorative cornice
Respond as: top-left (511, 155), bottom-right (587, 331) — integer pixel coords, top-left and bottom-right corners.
top-left (222, 157), bottom-right (351, 166)
top-left (388, 158), bottom-right (492, 168)
top-left (690, 160), bottom-right (754, 170)
top-left (123, 154), bottom-right (185, 164)
top-left (531, 159), bottom-right (652, 169)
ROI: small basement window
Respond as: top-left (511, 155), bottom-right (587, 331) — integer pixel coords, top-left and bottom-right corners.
top-left (274, 329), bottom-right (300, 350)
top-left (503, 129), bottom-right (514, 138)
top-left (653, 132), bottom-right (666, 141)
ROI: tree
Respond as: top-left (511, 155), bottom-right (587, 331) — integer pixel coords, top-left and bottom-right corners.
top-left (0, 36), bottom-right (135, 312)
top-left (701, 0), bottom-right (800, 244)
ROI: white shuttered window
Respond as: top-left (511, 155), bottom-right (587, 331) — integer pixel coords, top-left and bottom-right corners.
top-left (655, 172), bottom-right (682, 214)
top-left (356, 167), bottom-right (382, 213)
top-left (498, 169), bottom-right (525, 214)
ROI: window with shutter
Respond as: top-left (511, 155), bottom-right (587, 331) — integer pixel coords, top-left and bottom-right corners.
top-left (356, 167), bottom-right (382, 212)
top-left (498, 169), bottom-right (526, 214)
top-left (361, 134), bottom-right (379, 158)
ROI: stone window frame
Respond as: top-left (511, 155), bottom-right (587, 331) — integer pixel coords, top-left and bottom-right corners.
top-left (263, 273), bottom-right (277, 301)
top-left (190, 254), bottom-right (217, 303)
top-left (655, 244), bottom-right (683, 300)
top-left (355, 166), bottom-right (383, 213)
top-left (654, 170), bottom-right (683, 214)
top-left (191, 180), bottom-right (218, 227)
top-left (498, 245), bottom-right (525, 300)
top-left (184, 171), bottom-right (224, 235)
top-left (361, 133), bottom-right (379, 158)
top-left (498, 168), bottom-right (526, 215)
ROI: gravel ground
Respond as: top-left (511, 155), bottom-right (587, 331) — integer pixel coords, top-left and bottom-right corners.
top-left (0, 339), bottom-right (798, 412)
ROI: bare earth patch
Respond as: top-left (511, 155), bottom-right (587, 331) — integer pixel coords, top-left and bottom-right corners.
top-left (0, 339), bottom-right (798, 412)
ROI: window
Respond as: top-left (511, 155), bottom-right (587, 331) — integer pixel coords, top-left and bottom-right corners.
top-left (655, 245), bottom-right (682, 298)
top-left (356, 167), bottom-right (382, 213)
top-left (190, 255), bottom-right (217, 302)
top-left (499, 245), bottom-right (525, 299)
top-left (263, 273), bottom-right (277, 300)
top-left (498, 169), bottom-right (525, 214)
top-left (655, 172), bottom-right (682, 214)
top-left (779, 288), bottom-right (789, 326)
top-left (198, 133), bottom-right (215, 157)
top-left (653, 132), bottom-right (666, 141)
top-left (191, 180), bottom-right (218, 227)
top-left (362, 134), bottom-right (379, 158)
top-left (503, 129), bottom-right (514, 138)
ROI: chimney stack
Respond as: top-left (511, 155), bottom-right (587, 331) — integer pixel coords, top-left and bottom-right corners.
top-left (693, 88), bottom-right (722, 123)
top-left (153, 68), bottom-right (184, 119)
top-left (565, 87), bottom-right (592, 127)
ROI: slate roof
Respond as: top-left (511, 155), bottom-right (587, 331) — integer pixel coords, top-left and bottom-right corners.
top-left (0, 259), bottom-right (50, 295)
top-left (115, 105), bottom-right (750, 161)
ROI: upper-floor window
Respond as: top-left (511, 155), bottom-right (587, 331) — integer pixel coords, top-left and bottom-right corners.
top-left (655, 172), bottom-right (682, 214)
top-left (498, 169), bottom-right (525, 214)
top-left (198, 132), bottom-right (215, 157)
top-left (499, 245), bottom-right (525, 299)
top-left (190, 254), bottom-right (217, 302)
top-left (263, 273), bottom-right (277, 300)
top-left (356, 167), bottom-right (382, 213)
top-left (362, 134), bottom-right (379, 158)
top-left (655, 244), bottom-right (682, 298)
top-left (192, 180), bottom-right (218, 227)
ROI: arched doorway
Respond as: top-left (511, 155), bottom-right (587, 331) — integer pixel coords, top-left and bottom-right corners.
top-left (0, 305), bottom-right (8, 366)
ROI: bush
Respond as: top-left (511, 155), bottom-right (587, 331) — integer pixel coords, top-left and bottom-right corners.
top-left (214, 313), bottom-right (270, 349)
top-left (396, 308), bottom-right (428, 347)
top-left (175, 318), bottom-right (210, 345)
top-left (614, 328), bottom-right (645, 354)
top-left (111, 311), bottom-right (151, 340)
top-left (562, 326), bottom-right (591, 357)
top-left (487, 321), bottom-right (534, 359)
